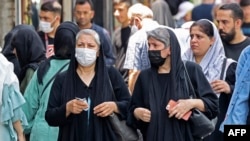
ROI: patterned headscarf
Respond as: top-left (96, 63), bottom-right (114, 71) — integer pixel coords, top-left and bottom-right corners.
top-left (182, 19), bottom-right (226, 83)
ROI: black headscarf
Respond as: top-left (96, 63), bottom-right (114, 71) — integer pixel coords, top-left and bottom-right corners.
top-left (11, 25), bottom-right (46, 82)
top-left (60, 30), bottom-right (115, 140)
top-left (37, 21), bottom-right (79, 84)
top-left (147, 27), bottom-right (186, 99)
top-left (1, 24), bottom-right (35, 78)
top-left (147, 27), bottom-right (190, 141)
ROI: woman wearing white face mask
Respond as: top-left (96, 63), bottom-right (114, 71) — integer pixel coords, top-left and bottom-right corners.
top-left (45, 29), bottom-right (131, 141)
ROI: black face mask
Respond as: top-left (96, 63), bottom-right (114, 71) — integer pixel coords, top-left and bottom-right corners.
top-left (148, 50), bottom-right (166, 68)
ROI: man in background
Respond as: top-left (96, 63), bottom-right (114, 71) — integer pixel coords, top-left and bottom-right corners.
top-left (112, 0), bottom-right (131, 85)
top-left (74, 0), bottom-right (115, 66)
top-left (38, 0), bottom-right (61, 58)
top-left (123, 3), bottom-right (159, 94)
top-left (240, 0), bottom-right (250, 37)
top-left (216, 2), bottom-right (250, 61)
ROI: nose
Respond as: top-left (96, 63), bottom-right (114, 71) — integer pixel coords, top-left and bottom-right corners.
top-left (79, 13), bottom-right (85, 18)
top-left (148, 45), bottom-right (154, 50)
top-left (217, 22), bottom-right (223, 30)
top-left (83, 45), bottom-right (88, 48)
top-left (190, 36), bottom-right (197, 43)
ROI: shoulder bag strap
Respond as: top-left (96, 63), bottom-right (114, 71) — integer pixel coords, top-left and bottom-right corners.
top-left (108, 75), bottom-right (117, 101)
top-left (220, 58), bottom-right (227, 80)
top-left (183, 61), bottom-right (196, 98)
top-left (40, 62), bottom-right (69, 98)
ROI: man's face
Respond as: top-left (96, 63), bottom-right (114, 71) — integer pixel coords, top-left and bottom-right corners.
top-left (39, 11), bottom-right (57, 23)
top-left (74, 3), bottom-right (94, 28)
top-left (216, 9), bottom-right (236, 43)
top-left (241, 5), bottom-right (250, 22)
top-left (113, 3), bottom-right (129, 24)
top-left (39, 10), bottom-right (59, 33)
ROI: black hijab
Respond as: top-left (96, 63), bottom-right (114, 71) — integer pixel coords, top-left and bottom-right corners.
top-left (60, 30), bottom-right (115, 140)
top-left (11, 25), bottom-right (46, 82)
top-left (147, 27), bottom-right (191, 141)
top-left (37, 21), bottom-right (79, 84)
top-left (2, 24), bottom-right (34, 78)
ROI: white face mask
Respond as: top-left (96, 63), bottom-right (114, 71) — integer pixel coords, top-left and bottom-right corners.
top-left (130, 20), bottom-right (138, 35)
top-left (39, 21), bottom-right (54, 33)
top-left (75, 48), bottom-right (97, 67)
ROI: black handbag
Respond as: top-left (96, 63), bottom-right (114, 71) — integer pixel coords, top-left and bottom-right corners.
top-left (183, 61), bottom-right (215, 139)
top-left (108, 113), bottom-right (139, 141)
top-left (108, 77), bottom-right (140, 141)
top-left (189, 109), bottom-right (215, 139)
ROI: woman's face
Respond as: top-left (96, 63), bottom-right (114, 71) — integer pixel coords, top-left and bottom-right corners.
top-left (148, 37), bottom-right (170, 58)
top-left (190, 26), bottom-right (214, 57)
top-left (76, 34), bottom-right (99, 54)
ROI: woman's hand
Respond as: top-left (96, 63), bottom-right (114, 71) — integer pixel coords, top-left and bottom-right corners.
top-left (17, 133), bottom-right (26, 141)
top-left (93, 102), bottom-right (118, 117)
top-left (134, 107), bottom-right (151, 122)
top-left (211, 80), bottom-right (231, 94)
top-left (66, 99), bottom-right (89, 117)
top-left (167, 99), bottom-right (193, 119)
top-left (13, 120), bottom-right (25, 141)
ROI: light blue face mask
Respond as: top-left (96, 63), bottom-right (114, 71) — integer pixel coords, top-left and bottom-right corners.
top-left (130, 20), bottom-right (139, 35)
top-left (39, 17), bottom-right (57, 33)
top-left (75, 48), bottom-right (97, 67)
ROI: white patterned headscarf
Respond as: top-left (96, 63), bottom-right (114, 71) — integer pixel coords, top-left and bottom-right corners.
top-left (0, 53), bottom-right (20, 106)
top-left (182, 19), bottom-right (226, 83)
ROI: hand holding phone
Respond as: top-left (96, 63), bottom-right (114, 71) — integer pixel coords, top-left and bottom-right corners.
top-left (167, 99), bottom-right (192, 121)
top-left (75, 97), bottom-right (89, 111)
top-left (76, 97), bottom-right (86, 102)
top-left (167, 99), bottom-right (177, 110)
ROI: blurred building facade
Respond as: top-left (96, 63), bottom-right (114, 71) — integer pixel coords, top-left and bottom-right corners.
top-left (0, 0), bottom-right (15, 49)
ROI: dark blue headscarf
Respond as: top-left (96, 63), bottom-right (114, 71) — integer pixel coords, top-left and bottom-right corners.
top-left (2, 24), bottom-right (35, 78)
top-left (10, 25), bottom-right (46, 82)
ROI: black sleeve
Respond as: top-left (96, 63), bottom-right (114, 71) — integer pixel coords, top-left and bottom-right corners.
top-left (185, 61), bottom-right (219, 119)
top-left (225, 62), bottom-right (237, 95)
top-left (126, 70), bottom-right (150, 133)
top-left (37, 31), bottom-right (46, 47)
top-left (108, 66), bottom-right (131, 119)
top-left (45, 72), bottom-right (72, 126)
top-left (218, 62), bottom-right (237, 120)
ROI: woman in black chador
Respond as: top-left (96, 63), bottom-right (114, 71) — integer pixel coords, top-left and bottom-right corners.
top-left (127, 27), bottom-right (219, 141)
top-left (45, 29), bottom-right (131, 141)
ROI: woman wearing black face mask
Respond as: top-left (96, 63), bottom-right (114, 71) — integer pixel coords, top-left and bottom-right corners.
top-left (127, 27), bottom-right (219, 141)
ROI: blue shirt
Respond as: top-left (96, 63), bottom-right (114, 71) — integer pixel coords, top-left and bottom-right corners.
top-left (123, 19), bottom-right (159, 70)
top-left (220, 46), bottom-right (250, 132)
top-left (91, 23), bottom-right (115, 66)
